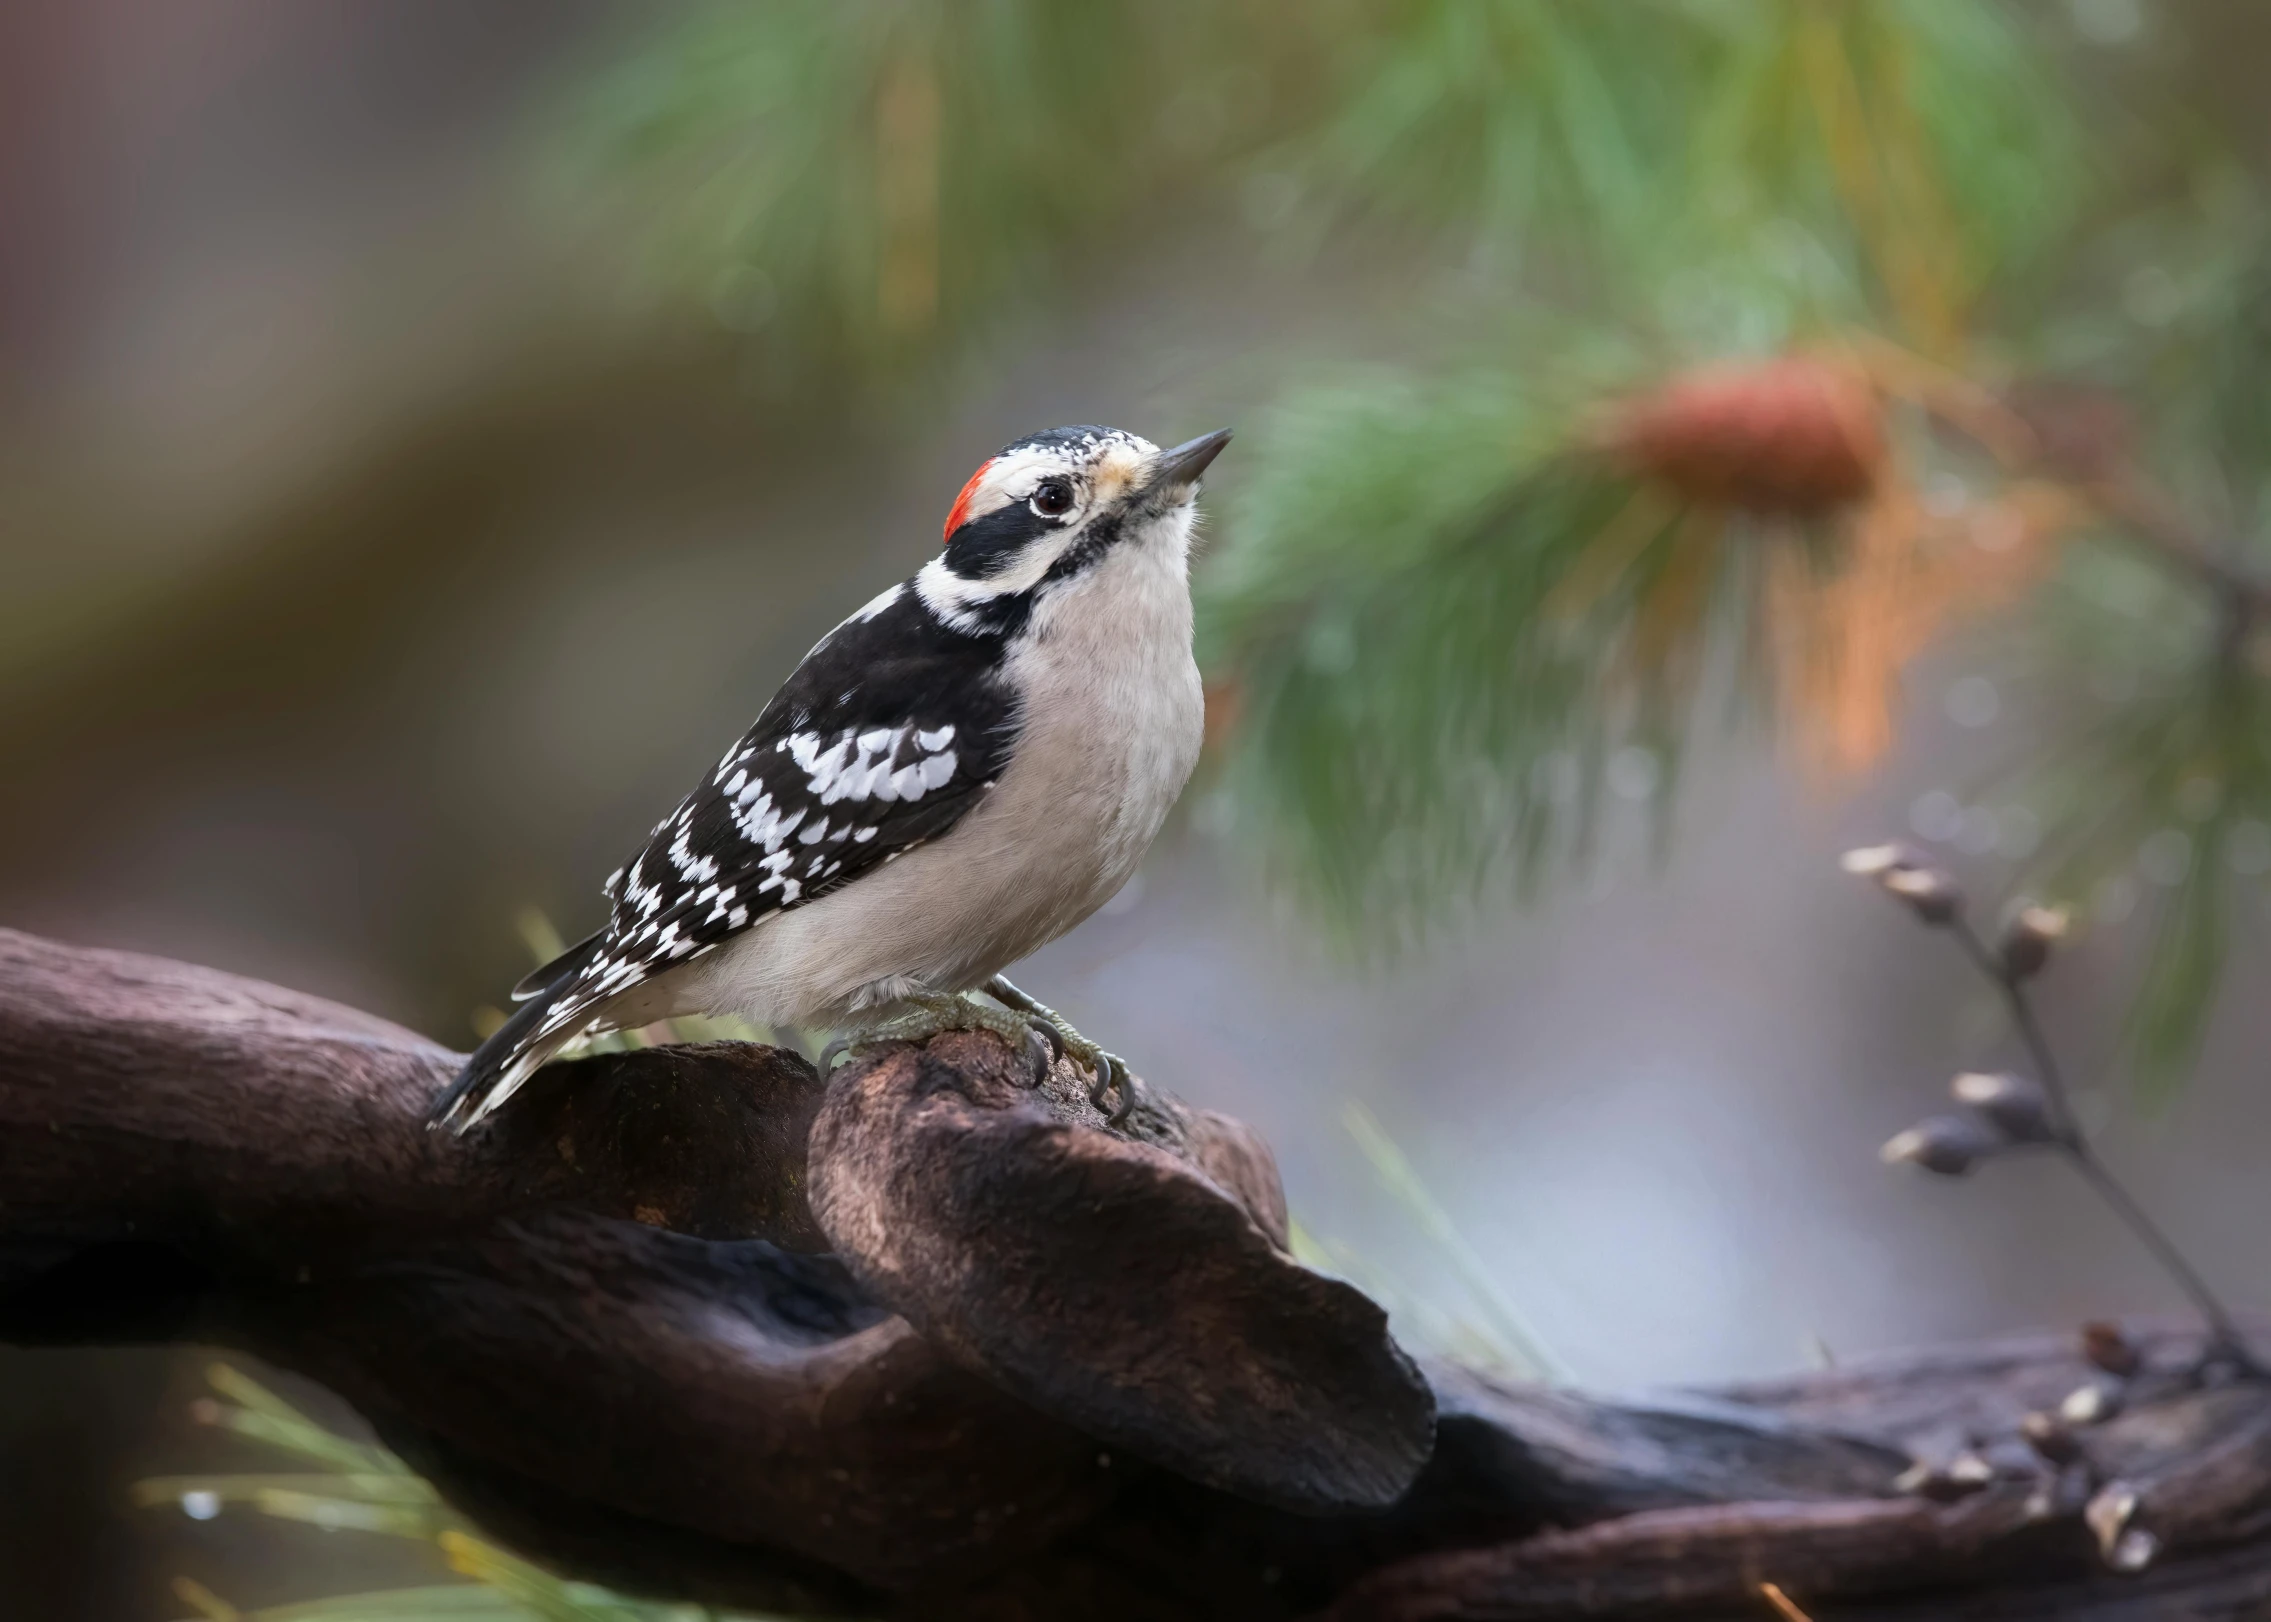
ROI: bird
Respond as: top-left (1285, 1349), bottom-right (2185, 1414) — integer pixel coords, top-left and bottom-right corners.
top-left (429, 423), bottom-right (1230, 1135)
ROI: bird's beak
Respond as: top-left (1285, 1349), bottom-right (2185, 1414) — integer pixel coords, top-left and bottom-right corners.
top-left (1141, 428), bottom-right (1233, 502)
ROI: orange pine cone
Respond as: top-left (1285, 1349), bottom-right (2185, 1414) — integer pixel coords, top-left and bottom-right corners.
top-left (1602, 356), bottom-right (1885, 516)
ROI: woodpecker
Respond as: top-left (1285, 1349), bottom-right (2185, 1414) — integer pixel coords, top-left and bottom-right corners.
top-left (430, 424), bottom-right (1230, 1134)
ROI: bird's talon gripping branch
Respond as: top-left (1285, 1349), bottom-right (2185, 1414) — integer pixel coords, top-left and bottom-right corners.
top-left (985, 975), bottom-right (1142, 1125)
top-left (838, 993), bottom-right (1054, 1086)
top-left (1096, 1053), bottom-right (1144, 1126)
top-left (1021, 1024), bottom-right (1055, 1088)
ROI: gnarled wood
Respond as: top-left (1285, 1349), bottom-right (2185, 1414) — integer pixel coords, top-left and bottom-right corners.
top-left (808, 1030), bottom-right (1434, 1513)
top-left (4, 926), bottom-right (2271, 1620)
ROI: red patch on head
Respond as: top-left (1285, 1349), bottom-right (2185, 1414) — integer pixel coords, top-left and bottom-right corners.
top-left (942, 458), bottom-right (994, 545)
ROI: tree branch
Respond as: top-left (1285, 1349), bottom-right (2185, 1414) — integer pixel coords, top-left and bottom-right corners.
top-left (5, 928), bottom-right (2271, 1619)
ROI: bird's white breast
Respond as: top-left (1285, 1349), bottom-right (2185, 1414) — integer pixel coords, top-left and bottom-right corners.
top-left (982, 513), bottom-right (1207, 914)
top-left (671, 510), bottom-right (1204, 1029)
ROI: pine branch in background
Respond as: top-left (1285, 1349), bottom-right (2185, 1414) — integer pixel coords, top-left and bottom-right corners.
top-left (551, 0), bottom-right (1315, 388)
top-left (1999, 538), bottom-right (2271, 1098)
top-left (546, 1), bottom-right (2271, 1082)
top-left (1196, 370), bottom-right (1633, 937)
top-left (1277, 0), bottom-right (1685, 270)
top-left (1274, 0), bottom-right (2076, 332)
top-left (1677, 0), bottom-right (2078, 352)
top-left (2038, 178), bottom-right (2271, 526)
top-left (1196, 2), bottom-right (2271, 1087)
top-left (1197, 346), bottom-right (2068, 937)
top-left (141, 1366), bottom-right (780, 1622)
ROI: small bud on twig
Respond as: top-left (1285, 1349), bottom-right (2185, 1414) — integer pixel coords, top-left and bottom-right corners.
top-left (1950, 1071), bottom-right (2058, 1144)
top-left (1845, 832), bottom-right (2257, 1377)
top-left (2020, 1409), bottom-right (2083, 1467)
top-left (1946, 1450), bottom-right (1997, 1489)
top-left (1997, 903), bottom-right (2071, 980)
top-left (2084, 1480), bottom-right (2154, 1569)
top-left (2060, 1378), bottom-right (2125, 1426)
top-left (1839, 843), bottom-right (1914, 877)
top-left (1881, 1115), bottom-right (2002, 1176)
top-left (2109, 1527), bottom-right (2159, 1572)
top-left (1895, 1455), bottom-right (1994, 1502)
top-left (2081, 1321), bottom-right (2143, 1378)
top-left (1839, 843), bottom-right (1962, 923)
top-left (1882, 865), bottom-right (1962, 924)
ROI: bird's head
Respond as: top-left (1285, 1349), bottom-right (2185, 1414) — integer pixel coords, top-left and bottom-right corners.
top-left (920, 425), bottom-right (1230, 627)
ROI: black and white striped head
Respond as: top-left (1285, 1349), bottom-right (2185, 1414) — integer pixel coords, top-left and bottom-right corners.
top-left (916, 425), bottom-right (1230, 632)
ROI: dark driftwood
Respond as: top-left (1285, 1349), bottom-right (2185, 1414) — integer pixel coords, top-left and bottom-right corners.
top-left (809, 1032), bottom-right (1434, 1513)
top-left (5, 927), bottom-right (2271, 1620)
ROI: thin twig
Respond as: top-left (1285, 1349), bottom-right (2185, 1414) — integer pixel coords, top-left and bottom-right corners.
top-left (1952, 917), bottom-right (2260, 1373)
top-left (1875, 343), bottom-right (2271, 626)
top-left (2082, 474), bottom-right (2271, 626)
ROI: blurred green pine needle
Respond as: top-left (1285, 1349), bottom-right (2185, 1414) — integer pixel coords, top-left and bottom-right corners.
top-left (2008, 541), bottom-right (2271, 1101)
top-left (1196, 369), bottom-right (1678, 944)
top-left (1282, 0), bottom-right (1680, 268)
top-left (554, 0), bottom-right (1308, 388)
top-left (140, 1366), bottom-right (792, 1622)
top-left (1339, 1102), bottom-right (1568, 1381)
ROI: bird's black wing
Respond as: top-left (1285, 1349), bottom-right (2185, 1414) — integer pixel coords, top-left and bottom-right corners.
top-left (433, 581), bottom-right (1019, 1127)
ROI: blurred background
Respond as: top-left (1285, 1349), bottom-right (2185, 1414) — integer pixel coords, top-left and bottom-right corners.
top-left (8, 1), bottom-right (2271, 1615)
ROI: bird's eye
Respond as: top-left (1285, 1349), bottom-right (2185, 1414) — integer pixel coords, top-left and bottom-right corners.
top-left (1031, 479), bottom-right (1075, 518)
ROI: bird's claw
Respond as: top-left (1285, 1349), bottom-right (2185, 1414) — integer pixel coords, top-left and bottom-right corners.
top-left (1091, 1050), bottom-right (1143, 1125)
top-left (1020, 1023), bottom-right (1055, 1088)
top-left (1042, 1019), bottom-right (1140, 1124)
top-left (983, 975), bottom-right (1144, 1126)
top-left (826, 994), bottom-right (1054, 1088)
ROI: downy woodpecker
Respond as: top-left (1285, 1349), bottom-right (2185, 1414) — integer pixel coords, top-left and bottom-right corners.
top-left (431, 425), bottom-right (1230, 1133)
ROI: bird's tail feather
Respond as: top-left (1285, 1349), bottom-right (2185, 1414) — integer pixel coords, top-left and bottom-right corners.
top-left (429, 934), bottom-right (604, 1133)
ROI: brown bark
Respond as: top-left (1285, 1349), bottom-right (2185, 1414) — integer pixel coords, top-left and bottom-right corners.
top-left (4, 926), bottom-right (2270, 1620)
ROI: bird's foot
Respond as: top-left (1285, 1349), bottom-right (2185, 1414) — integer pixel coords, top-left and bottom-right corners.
top-left (984, 976), bottom-right (1146, 1126)
top-left (822, 993), bottom-right (1052, 1085)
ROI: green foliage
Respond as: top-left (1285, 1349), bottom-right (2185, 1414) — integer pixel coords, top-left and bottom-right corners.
top-left (1199, 368), bottom-right (1680, 936)
top-left (1678, 0), bottom-right (2080, 338)
top-left (556, 2), bottom-right (2271, 1084)
top-left (557, 0), bottom-right (1308, 388)
top-left (2006, 540), bottom-right (2271, 1097)
top-left (143, 1366), bottom-right (790, 1622)
top-left (1283, 1), bottom-right (1682, 267)
top-left (2046, 173), bottom-right (2271, 525)
top-left (1282, 0), bottom-right (2079, 335)
top-left (1191, 3), bottom-right (2267, 1085)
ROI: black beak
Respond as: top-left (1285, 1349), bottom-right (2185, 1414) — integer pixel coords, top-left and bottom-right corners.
top-left (1143, 428), bottom-right (1233, 500)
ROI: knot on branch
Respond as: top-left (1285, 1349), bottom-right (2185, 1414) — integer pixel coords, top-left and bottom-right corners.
top-left (809, 1030), bottom-right (1436, 1513)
